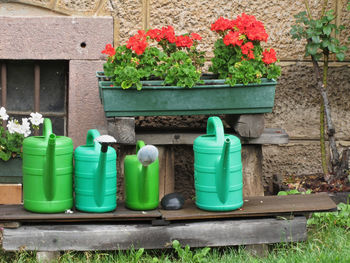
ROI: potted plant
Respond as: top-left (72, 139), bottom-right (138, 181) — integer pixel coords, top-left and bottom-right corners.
top-left (0, 107), bottom-right (43, 183)
top-left (97, 14), bottom-right (281, 117)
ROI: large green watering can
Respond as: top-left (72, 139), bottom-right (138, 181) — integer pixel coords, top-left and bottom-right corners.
top-left (193, 116), bottom-right (243, 211)
top-left (74, 129), bottom-right (117, 212)
top-left (23, 118), bottom-right (73, 213)
top-left (124, 140), bottom-right (159, 210)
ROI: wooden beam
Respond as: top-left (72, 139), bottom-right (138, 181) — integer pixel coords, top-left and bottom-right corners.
top-left (136, 128), bottom-right (288, 145)
top-left (2, 217), bottom-right (307, 251)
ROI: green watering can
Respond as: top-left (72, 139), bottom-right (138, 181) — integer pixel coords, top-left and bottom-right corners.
top-left (23, 118), bottom-right (73, 213)
top-left (124, 140), bottom-right (159, 210)
top-left (74, 129), bottom-right (117, 212)
top-left (193, 116), bottom-right (243, 211)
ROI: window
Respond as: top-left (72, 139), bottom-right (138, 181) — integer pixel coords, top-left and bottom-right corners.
top-left (0, 60), bottom-right (68, 135)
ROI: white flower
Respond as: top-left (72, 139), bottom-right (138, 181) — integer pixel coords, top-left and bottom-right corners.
top-left (0, 107), bottom-right (9, 121)
top-left (7, 119), bottom-right (21, 134)
top-left (20, 118), bottom-right (31, 137)
top-left (29, 112), bottom-right (44, 126)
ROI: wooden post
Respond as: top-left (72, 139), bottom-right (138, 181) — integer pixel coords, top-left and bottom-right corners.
top-left (242, 145), bottom-right (265, 197)
top-left (158, 146), bottom-right (175, 200)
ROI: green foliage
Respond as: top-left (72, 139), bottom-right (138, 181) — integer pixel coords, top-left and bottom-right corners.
top-left (210, 39), bottom-right (281, 86)
top-left (308, 201), bottom-right (350, 229)
top-left (161, 51), bottom-right (202, 88)
top-left (104, 46), bottom-right (163, 91)
top-left (103, 35), bottom-right (205, 90)
top-left (290, 10), bottom-right (347, 61)
top-left (172, 240), bottom-right (211, 263)
top-left (277, 189), bottom-right (312, 196)
top-left (0, 126), bottom-right (24, 161)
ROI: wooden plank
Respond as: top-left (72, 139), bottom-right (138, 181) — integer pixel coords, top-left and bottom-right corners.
top-left (158, 146), bottom-right (175, 200)
top-left (2, 217), bottom-right (307, 251)
top-left (0, 184), bottom-right (22, 205)
top-left (161, 193), bottom-right (336, 221)
top-left (0, 202), bottom-right (161, 223)
top-left (242, 146), bottom-right (264, 197)
top-left (136, 128), bottom-right (288, 145)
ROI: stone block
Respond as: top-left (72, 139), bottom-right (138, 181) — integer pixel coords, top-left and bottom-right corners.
top-left (0, 16), bottom-right (113, 60)
top-left (68, 60), bottom-right (107, 147)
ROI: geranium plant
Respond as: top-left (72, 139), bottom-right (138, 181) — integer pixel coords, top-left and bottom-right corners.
top-left (209, 14), bottom-right (281, 85)
top-left (102, 26), bottom-right (205, 90)
top-left (0, 107), bottom-right (43, 161)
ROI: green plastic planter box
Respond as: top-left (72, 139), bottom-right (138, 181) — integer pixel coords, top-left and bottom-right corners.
top-left (97, 72), bottom-right (277, 117)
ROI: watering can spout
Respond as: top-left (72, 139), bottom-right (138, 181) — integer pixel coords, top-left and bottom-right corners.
top-left (216, 138), bottom-right (231, 204)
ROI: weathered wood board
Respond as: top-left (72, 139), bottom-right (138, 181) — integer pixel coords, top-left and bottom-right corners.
top-left (2, 217), bottom-right (307, 251)
top-left (136, 128), bottom-right (288, 145)
top-left (160, 193), bottom-right (336, 221)
top-left (0, 202), bottom-right (161, 222)
top-left (0, 193), bottom-right (336, 223)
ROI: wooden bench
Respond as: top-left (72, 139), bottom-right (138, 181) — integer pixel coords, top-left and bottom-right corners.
top-left (0, 193), bottom-right (336, 252)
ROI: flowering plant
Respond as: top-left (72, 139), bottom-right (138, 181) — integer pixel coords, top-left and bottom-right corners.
top-left (102, 26), bottom-right (205, 90)
top-left (209, 14), bottom-right (281, 85)
top-left (0, 107), bottom-right (43, 161)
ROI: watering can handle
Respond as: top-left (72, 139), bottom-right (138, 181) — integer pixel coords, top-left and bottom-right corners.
top-left (86, 129), bottom-right (101, 147)
top-left (136, 140), bottom-right (146, 153)
top-left (43, 118), bottom-right (53, 140)
top-left (207, 116), bottom-right (225, 145)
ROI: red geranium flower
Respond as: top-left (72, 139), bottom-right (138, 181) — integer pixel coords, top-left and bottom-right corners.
top-left (211, 17), bottom-right (233, 32)
top-left (161, 25), bottom-right (176, 43)
top-left (262, 48), bottom-right (277, 64)
top-left (233, 13), bottom-right (268, 42)
top-left (126, 30), bottom-right (148, 55)
top-left (241, 42), bottom-right (255, 59)
top-left (146, 28), bottom-right (162, 41)
top-left (190, 33), bottom-right (202, 41)
top-left (101, 44), bottom-right (116, 57)
top-left (175, 35), bottom-right (194, 48)
top-left (223, 31), bottom-right (243, 46)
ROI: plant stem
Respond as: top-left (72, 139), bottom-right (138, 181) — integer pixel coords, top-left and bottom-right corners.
top-left (304, 0), bottom-right (313, 19)
top-left (321, 0), bottom-right (329, 17)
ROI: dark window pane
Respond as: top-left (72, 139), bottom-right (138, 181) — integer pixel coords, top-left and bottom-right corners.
top-left (40, 61), bottom-right (67, 112)
top-left (6, 61), bottom-right (35, 111)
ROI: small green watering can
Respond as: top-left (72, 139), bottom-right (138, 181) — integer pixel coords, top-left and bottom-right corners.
top-left (74, 129), bottom-right (117, 212)
top-left (193, 116), bottom-right (243, 211)
top-left (124, 140), bottom-right (159, 210)
top-left (23, 118), bottom-right (73, 213)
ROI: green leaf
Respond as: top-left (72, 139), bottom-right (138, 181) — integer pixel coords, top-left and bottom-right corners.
top-left (323, 24), bottom-right (332, 35)
top-left (277, 191), bottom-right (288, 196)
top-left (311, 36), bottom-right (321, 43)
top-left (307, 43), bottom-right (319, 55)
top-left (336, 52), bottom-right (345, 61)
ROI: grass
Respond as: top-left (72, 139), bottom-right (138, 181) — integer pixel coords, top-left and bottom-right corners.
top-left (1, 204), bottom-right (349, 263)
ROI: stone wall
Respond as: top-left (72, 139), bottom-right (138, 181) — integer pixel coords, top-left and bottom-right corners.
top-left (2, 0), bottom-right (350, 193)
